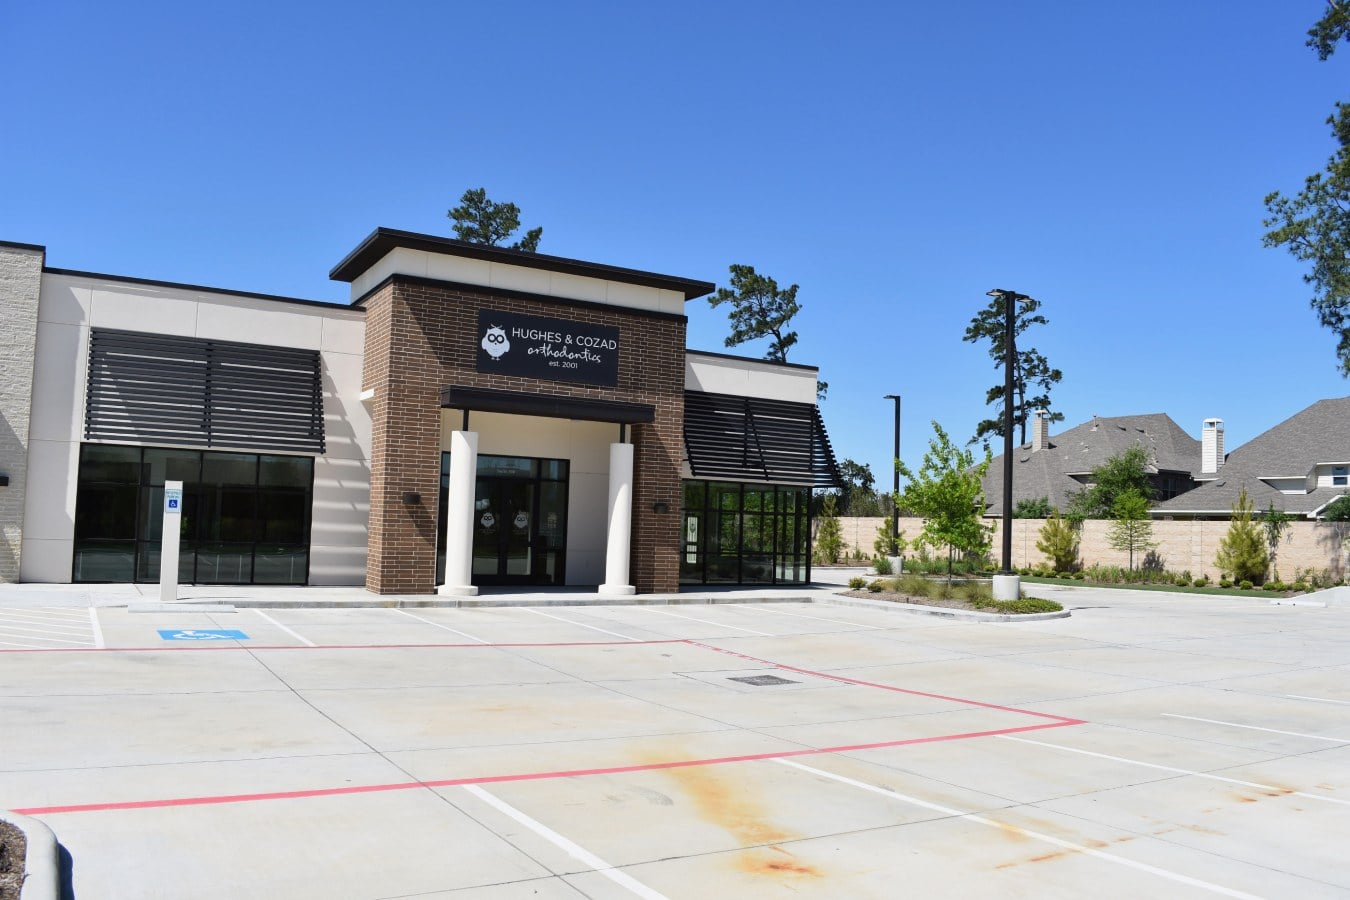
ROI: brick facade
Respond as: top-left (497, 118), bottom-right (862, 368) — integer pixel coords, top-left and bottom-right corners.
top-left (362, 276), bottom-right (686, 594)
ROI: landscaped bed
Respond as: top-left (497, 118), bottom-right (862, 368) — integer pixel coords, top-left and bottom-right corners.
top-left (842, 574), bottom-right (1063, 615)
top-left (0, 820), bottom-right (25, 900)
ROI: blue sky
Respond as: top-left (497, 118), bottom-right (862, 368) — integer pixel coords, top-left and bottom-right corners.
top-left (4, 1), bottom-right (1348, 487)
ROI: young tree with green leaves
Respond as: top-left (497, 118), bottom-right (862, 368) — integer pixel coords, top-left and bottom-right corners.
top-left (962, 295), bottom-right (1064, 445)
top-left (898, 422), bottom-right (992, 580)
top-left (1066, 444), bottom-right (1155, 521)
top-left (1106, 490), bottom-right (1156, 571)
top-left (873, 514), bottom-right (906, 558)
top-left (1260, 502), bottom-right (1294, 581)
top-left (1036, 508), bottom-right (1080, 572)
top-left (1215, 488), bottom-right (1270, 584)
top-left (448, 188), bottom-right (543, 252)
top-left (813, 494), bottom-right (844, 564)
top-left (1263, 3), bottom-right (1350, 375)
top-left (1322, 494), bottom-right (1350, 520)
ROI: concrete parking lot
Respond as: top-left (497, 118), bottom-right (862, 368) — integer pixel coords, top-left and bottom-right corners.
top-left (2, 586), bottom-right (1349, 898)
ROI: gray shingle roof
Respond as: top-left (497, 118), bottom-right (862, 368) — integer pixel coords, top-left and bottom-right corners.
top-left (1153, 396), bottom-right (1350, 517)
top-left (980, 413), bottom-right (1201, 515)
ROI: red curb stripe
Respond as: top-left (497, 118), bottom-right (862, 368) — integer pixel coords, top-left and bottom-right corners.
top-left (13, 719), bottom-right (1078, 816)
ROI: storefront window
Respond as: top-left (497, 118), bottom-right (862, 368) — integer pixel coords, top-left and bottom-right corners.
top-left (679, 480), bottom-right (811, 585)
top-left (73, 444), bottom-right (313, 585)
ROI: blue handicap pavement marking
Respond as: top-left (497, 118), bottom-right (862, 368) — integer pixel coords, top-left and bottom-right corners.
top-left (158, 629), bottom-right (250, 641)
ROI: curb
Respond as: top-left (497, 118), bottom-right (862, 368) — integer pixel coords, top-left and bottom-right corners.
top-left (136, 596), bottom-right (820, 610)
top-left (1, 810), bottom-right (59, 900)
top-left (819, 594), bottom-right (1071, 622)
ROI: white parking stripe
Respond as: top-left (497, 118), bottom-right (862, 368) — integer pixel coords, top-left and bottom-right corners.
top-left (0, 621), bottom-right (92, 636)
top-left (252, 610), bottom-right (316, 647)
top-left (462, 784), bottom-right (668, 900)
top-left (394, 609), bottom-right (489, 643)
top-left (89, 607), bottom-right (105, 649)
top-left (0, 609), bottom-right (89, 621)
top-left (1163, 713), bottom-right (1350, 743)
top-left (743, 605), bottom-right (879, 628)
top-left (999, 735), bottom-right (1350, 807)
top-left (773, 758), bottom-right (1262, 899)
top-left (1287, 694), bottom-right (1350, 705)
top-left (641, 607), bottom-right (773, 636)
top-left (521, 607), bottom-right (640, 641)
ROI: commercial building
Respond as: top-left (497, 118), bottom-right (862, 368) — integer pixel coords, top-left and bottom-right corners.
top-left (0, 230), bottom-right (840, 594)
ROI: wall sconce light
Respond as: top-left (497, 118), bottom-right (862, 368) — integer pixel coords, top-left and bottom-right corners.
top-left (402, 491), bottom-right (421, 505)
top-left (652, 501), bottom-right (669, 514)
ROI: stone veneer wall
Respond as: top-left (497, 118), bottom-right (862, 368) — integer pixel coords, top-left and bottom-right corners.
top-left (0, 245), bottom-right (42, 582)
top-left (362, 277), bottom-right (686, 594)
top-left (833, 516), bottom-right (1349, 582)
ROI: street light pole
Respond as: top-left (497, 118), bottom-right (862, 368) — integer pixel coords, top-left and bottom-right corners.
top-left (987, 288), bottom-right (1030, 599)
top-left (883, 394), bottom-right (901, 558)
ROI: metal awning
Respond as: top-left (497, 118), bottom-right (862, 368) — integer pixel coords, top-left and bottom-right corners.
top-left (682, 390), bottom-right (841, 487)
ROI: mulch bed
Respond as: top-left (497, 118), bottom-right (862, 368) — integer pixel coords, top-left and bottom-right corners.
top-left (841, 589), bottom-right (998, 611)
top-left (0, 820), bottom-right (25, 900)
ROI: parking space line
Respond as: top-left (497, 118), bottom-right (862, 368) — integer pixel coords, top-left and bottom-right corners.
top-left (0, 610), bottom-right (90, 625)
top-left (0, 622), bottom-right (91, 637)
top-left (521, 607), bottom-right (641, 641)
top-left (1162, 713), bottom-right (1350, 743)
top-left (393, 609), bottom-right (490, 643)
top-left (253, 610), bottom-right (316, 647)
top-left (742, 604), bottom-right (879, 629)
top-left (642, 607), bottom-right (773, 636)
top-left (1287, 694), bottom-right (1350, 705)
top-left (999, 735), bottom-right (1350, 807)
top-left (89, 607), bottom-right (105, 649)
top-left (462, 784), bottom-right (668, 900)
top-left (772, 758), bottom-right (1262, 899)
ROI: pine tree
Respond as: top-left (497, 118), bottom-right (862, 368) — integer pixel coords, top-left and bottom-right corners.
top-left (1215, 488), bottom-right (1270, 584)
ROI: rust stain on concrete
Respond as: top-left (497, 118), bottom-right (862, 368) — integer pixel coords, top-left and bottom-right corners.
top-left (651, 759), bottom-right (822, 880)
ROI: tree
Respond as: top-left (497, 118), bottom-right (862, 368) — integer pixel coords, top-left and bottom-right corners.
top-left (448, 188), bottom-right (543, 252)
top-left (813, 494), bottom-right (844, 564)
top-left (1215, 488), bottom-right (1270, 584)
top-left (1322, 494), bottom-right (1350, 520)
top-left (836, 458), bottom-right (880, 515)
top-left (1065, 444), bottom-right (1155, 521)
top-left (1013, 496), bottom-right (1052, 519)
top-left (1260, 502), bottom-right (1294, 580)
top-left (1106, 490), bottom-right (1157, 571)
top-left (1262, 3), bottom-right (1350, 375)
top-left (874, 514), bottom-right (906, 558)
top-left (962, 294), bottom-right (1064, 445)
top-left (898, 421), bottom-right (993, 580)
top-left (708, 264), bottom-right (801, 362)
top-left (1036, 508), bottom-right (1080, 572)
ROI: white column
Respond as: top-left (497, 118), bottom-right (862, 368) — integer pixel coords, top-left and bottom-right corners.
top-left (440, 430), bottom-right (479, 596)
top-left (159, 481), bottom-right (183, 603)
top-left (599, 442), bottom-right (636, 595)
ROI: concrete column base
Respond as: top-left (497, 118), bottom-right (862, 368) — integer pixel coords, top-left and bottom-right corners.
top-left (887, 556), bottom-right (903, 574)
top-left (598, 584), bottom-right (636, 596)
top-left (437, 584), bottom-right (479, 597)
top-left (992, 574), bottom-right (1021, 601)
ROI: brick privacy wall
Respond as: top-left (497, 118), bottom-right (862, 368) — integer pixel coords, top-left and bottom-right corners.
top-left (832, 516), bottom-right (1350, 581)
top-left (0, 246), bottom-right (42, 583)
top-left (362, 277), bottom-right (686, 594)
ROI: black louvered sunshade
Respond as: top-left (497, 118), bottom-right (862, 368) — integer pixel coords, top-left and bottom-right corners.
top-left (683, 390), bottom-right (841, 487)
top-left (85, 329), bottom-right (325, 453)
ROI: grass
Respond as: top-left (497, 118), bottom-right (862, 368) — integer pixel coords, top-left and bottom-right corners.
top-left (1019, 575), bottom-right (1286, 599)
top-left (865, 574), bottom-right (1064, 614)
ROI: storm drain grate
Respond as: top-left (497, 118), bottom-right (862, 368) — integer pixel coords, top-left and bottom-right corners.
top-left (729, 674), bottom-right (798, 687)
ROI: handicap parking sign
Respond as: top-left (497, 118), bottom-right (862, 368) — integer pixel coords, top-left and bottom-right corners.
top-left (158, 629), bottom-right (249, 641)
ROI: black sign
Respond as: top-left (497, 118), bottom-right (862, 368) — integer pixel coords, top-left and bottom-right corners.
top-left (476, 310), bottom-right (620, 386)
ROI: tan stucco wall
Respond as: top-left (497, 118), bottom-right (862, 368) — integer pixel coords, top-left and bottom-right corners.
top-left (832, 516), bottom-right (1350, 581)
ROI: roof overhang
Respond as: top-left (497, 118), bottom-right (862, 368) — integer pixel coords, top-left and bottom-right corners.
top-left (440, 385), bottom-right (655, 424)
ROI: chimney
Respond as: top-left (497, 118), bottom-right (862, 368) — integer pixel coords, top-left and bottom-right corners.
top-left (1202, 418), bottom-right (1224, 474)
top-left (1032, 408), bottom-right (1049, 452)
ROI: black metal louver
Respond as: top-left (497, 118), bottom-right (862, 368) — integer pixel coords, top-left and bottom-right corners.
top-left (85, 329), bottom-right (325, 453)
top-left (682, 390), bottom-right (841, 487)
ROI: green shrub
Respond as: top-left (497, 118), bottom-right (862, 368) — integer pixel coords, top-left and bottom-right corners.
top-left (1073, 571), bottom-right (1086, 580)
top-left (969, 596), bottom-right (1063, 614)
top-left (1220, 578), bottom-right (1234, 588)
top-left (848, 576), bottom-right (867, 590)
top-left (1215, 488), bottom-right (1269, 584)
top-left (867, 579), bottom-right (885, 593)
top-left (1293, 581), bottom-right (1310, 593)
top-left (1239, 579), bottom-right (1253, 590)
top-left (873, 557), bottom-right (893, 576)
top-left (1192, 576), bottom-right (1209, 587)
top-left (1036, 510), bottom-right (1080, 573)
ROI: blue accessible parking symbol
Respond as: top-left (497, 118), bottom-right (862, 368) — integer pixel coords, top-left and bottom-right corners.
top-left (158, 629), bottom-right (249, 641)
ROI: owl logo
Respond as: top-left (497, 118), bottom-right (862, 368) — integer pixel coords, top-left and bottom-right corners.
top-left (481, 325), bottom-right (510, 359)
top-left (480, 512), bottom-right (496, 530)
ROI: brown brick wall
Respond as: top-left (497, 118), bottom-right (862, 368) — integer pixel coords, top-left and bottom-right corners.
top-left (362, 276), bottom-right (686, 594)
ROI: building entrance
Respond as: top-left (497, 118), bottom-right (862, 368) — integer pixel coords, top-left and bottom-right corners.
top-left (437, 454), bottom-right (568, 586)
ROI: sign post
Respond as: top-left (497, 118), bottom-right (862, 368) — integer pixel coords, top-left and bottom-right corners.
top-left (160, 480), bottom-right (183, 603)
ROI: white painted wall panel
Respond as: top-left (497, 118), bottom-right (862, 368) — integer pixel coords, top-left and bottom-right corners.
top-left (36, 277), bottom-right (91, 326)
top-left (194, 298), bottom-right (323, 349)
top-left (27, 322), bottom-right (86, 443)
top-left (89, 286), bottom-right (198, 335)
top-left (685, 352), bottom-right (818, 404)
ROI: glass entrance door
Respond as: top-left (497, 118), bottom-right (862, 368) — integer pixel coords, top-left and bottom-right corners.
top-left (437, 454), bottom-right (568, 586)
